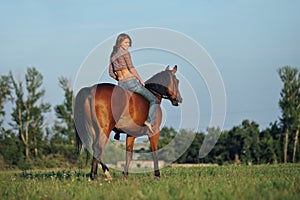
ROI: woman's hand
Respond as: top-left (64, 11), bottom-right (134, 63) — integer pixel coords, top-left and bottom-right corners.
top-left (130, 68), bottom-right (145, 86)
top-left (140, 80), bottom-right (145, 86)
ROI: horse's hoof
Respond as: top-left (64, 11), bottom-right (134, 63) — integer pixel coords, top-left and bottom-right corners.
top-left (122, 171), bottom-right (129, 178)
top-left (104, 171), bottom-right (112, 182)
top-left (114, 133), bottom-right (120, 140)
top-left (105, 178), bottom-right (112, 182)
top-left (104, 177), bottom-right (112, 182)
top-left (155, 176), bottom-right (161, 181)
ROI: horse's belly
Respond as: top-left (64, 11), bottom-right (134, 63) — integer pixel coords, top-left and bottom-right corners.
top-left (115, 116), bottom-right (148, 136)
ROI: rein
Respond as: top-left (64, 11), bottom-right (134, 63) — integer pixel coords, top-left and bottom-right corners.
top-left (148, 88), bottom-right (168, 99)
top-left (145, 71), bottom-right (177, 101)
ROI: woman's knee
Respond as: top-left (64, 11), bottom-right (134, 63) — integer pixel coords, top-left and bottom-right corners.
top-left (152, 97), bottom-right (159, 104)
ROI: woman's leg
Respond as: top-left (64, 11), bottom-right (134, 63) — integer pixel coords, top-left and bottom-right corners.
top-left (134, 84), bottom-right (158, 126)
top-left (119, 80), bottom-right (158, 130)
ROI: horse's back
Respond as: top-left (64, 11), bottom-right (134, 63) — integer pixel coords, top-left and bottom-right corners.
top-left (93, 83), bottom-right (151, 133)
top-left (77, 82), bottom-right (155, 135)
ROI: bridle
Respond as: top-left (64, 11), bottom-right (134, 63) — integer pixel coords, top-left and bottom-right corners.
top-left (148, 71), bottom-right (179, 102)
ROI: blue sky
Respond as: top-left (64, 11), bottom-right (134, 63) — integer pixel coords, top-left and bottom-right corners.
top-left (1, 0), bottom-right (299, 131)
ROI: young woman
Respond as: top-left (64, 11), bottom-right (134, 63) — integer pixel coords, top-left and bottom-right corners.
top-left (109, 33), bottom-right (158, 135)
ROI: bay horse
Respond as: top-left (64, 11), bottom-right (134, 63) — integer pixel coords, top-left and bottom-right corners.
top-left (74, 65), bottom-right (182, 180)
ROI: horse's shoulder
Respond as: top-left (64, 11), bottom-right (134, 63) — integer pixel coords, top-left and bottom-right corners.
top-left (93, 83), bottom-right (129, 95)
top-left (93, 83), bottom-right (118, 90)
top-left (95, 83), bottom-right (116, 87)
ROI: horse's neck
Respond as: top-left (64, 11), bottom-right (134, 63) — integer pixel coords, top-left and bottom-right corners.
top-left (149, 88), bottom-right (162, 104)
top-left (145, 72), bottom-right (169, 103)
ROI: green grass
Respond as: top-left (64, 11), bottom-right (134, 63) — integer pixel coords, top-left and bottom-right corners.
top-left (1, 164), bottom-right (300, 200)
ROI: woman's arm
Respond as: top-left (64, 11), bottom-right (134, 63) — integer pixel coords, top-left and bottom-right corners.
top-left (130, 68), bottom-right (145, 86)
top-left (123, 51), bottom-right (145, 86)
top-left (109, 63), bottom-right (118, 80)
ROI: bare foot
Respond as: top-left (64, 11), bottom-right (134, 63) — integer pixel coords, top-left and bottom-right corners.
top-left (144, 121), bottom-right (154, 136)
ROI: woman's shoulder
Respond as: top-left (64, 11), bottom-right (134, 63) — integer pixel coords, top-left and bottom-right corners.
top-left (118, 48), bottom-right (129, 55)
top-left (112, 48), bottom-right (130, 61)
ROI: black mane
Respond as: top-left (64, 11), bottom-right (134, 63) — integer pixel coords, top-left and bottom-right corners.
top-left (145, 71), bottom-right (171, 97)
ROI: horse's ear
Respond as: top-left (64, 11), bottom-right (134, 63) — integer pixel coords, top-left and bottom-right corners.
top-left (172, 65), bottom-right (177, 74)
top-left (165, 65), bottom-right (170, 71)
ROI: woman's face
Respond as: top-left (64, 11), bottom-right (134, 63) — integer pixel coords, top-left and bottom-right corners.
top-left (120, 38), bottom-right (130, 50)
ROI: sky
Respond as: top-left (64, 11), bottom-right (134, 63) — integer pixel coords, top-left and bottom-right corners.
top-left (1, 0), bottom-right (300, 132)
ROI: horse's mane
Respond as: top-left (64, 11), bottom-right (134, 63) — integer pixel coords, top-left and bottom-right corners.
top-left (145, 71), bottom-right (170, 96)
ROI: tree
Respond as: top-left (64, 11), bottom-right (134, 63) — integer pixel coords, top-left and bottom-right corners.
top-left (278, 66), bottom-right (300, 163)
top-left (225, 120), bottom-right (260, 165)
top-left (157, 127), bottom-right (177, 162)
top-left (260, 121), bottom-right (282, 164)
top-left (9, 67), bottom-right (50, 159)
top-left (158, 126), bottom-right (177, 149)
top-left (51, 77), bottom-right (77, 161)
top-left (177, 130), bottom-right (205, 164)
top-left (270, 121), bottom-right (284, 163)
top-left (293, 71), bottom-right (300, 162)
top-left (206, 129), bottom-right (229, 165)
top-left (174, 129), bottom-right (197, 163)
top-left (199, 127), bottom-right (222, 161)
top-left (292, 72), bottom-right (300, 163)
top-left (0, 75), bottom-right (11, 135)
top-left (53, 77), bottom-right (75, 143)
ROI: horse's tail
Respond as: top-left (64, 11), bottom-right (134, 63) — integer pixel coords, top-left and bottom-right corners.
top-left (74, 86), bottom-right (94, 154)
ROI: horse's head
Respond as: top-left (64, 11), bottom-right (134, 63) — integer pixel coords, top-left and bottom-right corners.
top-left (164, 65), bottom-right (183, 106)
top-left (145, 65), bottom-right (183, 106)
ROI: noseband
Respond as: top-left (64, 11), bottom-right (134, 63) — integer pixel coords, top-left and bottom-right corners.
top-left (146, 71), bottom-right (179, 102)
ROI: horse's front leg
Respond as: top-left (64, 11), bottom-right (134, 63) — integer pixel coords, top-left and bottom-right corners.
top-left (149, 132), bottom-right (161, 179)
top-left (123, 135), bottom-right (135, 178)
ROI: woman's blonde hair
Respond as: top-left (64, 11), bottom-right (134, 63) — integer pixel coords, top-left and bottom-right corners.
top-left (110, 33), bottom-right (132, 59)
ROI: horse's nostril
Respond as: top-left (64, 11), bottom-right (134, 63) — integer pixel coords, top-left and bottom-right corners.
top-left (177, 97), bottom-right (183, 103)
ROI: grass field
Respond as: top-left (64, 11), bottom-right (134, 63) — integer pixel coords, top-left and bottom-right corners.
top-left (1, 164), bottom-right (299, 200)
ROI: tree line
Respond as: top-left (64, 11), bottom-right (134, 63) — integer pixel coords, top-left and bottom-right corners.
top-left (0, 68), bottom-right (86, 169)
top-left (0, 66), bottom-right (299, 169)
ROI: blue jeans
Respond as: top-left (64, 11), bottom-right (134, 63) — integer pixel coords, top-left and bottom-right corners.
top-left (119, 79), bottom-right (158, 126)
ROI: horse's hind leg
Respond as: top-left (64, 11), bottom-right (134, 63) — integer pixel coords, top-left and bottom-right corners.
top-left (92, 128), bottom-right (113, 181)
top-left (86, 117), bottom-right (99, 180)
top-left (90, 157), bottom-right (98, 180)
top-left (90, 130), bottom-right (100, 180)
top-left (91, 151), bottom-right (112, 181)
top-left (123, 135), bottom-right (135, 178)
top-left (88, 121), bottom-right (102, 180)
top-left (99, 161), bottom-right (111, 181)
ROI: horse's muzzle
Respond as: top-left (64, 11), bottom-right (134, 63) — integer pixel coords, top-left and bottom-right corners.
top-left (171, 97), bottom-right (183, 106)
